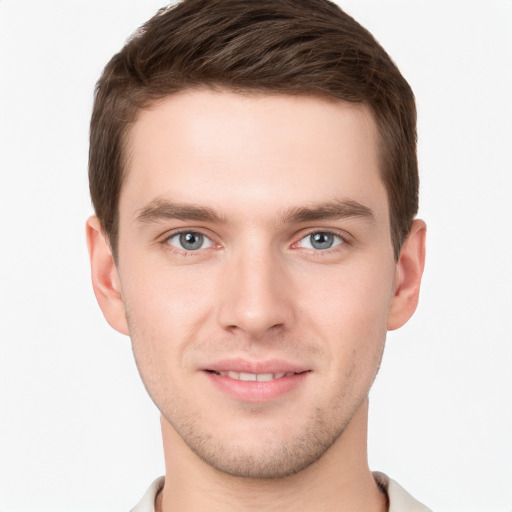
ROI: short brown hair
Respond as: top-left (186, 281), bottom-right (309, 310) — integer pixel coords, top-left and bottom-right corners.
top-left (89, 0), bottom-right (418, 260)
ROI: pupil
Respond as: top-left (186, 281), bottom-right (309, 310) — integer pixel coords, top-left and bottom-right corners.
top-left (180, 232), bottom-right (203, 250)
top-left (311, 232), bottom-right (333, 250)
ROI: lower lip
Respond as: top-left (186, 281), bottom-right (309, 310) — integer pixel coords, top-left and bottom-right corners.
top-left (204, 371), bottom-right (309, 402)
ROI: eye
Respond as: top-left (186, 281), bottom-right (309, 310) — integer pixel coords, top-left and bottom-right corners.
top-left (166, 231), bottom-right (213, 251)
top-left (298, 232), bottom-right (344, 250)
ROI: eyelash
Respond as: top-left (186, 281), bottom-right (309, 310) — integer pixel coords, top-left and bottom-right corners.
top-left (292, 229), bottom-right (349, 254)
top-left (161, 230), bottom-right (218, 257)
top-left (160, 229), bottom-right (350, 256)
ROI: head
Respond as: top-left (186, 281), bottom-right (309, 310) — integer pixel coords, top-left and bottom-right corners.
top-left (89, 0), bottom-right (418, 262)
top-left (87, 0), bottom-right (425, 480)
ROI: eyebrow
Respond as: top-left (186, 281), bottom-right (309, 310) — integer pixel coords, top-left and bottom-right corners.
top-left (281, 199), bottom-right (375, 224)
top-left (136, 199), bottom-right (226, 224)
top-left (135, 198), bottom-right (374, 225)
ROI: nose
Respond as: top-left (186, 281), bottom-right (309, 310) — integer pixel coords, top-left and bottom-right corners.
top-left (217, 244), bottom-right (296, 340)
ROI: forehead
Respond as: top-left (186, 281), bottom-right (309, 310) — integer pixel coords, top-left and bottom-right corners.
top-left (121, 90), bottom-right (388, 223)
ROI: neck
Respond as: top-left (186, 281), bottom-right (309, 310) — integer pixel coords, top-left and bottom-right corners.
top-left (158, 399), bottom-right (386, 512)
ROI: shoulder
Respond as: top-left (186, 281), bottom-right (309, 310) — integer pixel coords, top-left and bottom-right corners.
top-left (373, 471), bottom-right (433, 512)
top-left (129, 476), bottom-right (165, 512)
top-left (129, 473), bottom-right (431, 512)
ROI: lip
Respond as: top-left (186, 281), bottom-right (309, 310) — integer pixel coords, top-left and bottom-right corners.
top-left (203, 358), bottom-right (309, 375)
top-left (202, 358), bottom-right (311, 402)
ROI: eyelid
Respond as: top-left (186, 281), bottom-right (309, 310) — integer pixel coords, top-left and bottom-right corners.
top-left (167, 231), bottom-right (212, 250)
top-left (157, 227), bottom-right (351, 254)
top-left (291, 228), bottom-right (351, 251)
top-left (160, 228), bottom-right (221, 253)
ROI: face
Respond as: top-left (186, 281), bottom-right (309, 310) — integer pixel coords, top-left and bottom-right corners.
top-left (91, 90), bottom-right (420, 479)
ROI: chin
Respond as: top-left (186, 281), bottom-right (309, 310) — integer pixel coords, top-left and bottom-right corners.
top-left (170, 408), bottom-right (349, 480)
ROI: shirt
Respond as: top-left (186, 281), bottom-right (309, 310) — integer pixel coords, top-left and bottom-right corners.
top-left (130, 472), bottom-right (432, 511)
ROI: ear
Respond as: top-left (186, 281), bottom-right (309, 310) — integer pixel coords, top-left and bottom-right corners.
top-left (86, 215), bottom-right (129, 335)
top-left (387, 219), bottom-right (426, 331)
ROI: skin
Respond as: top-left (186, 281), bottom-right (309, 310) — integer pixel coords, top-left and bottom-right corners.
top-left (87, 90), bottom-right (425, 512)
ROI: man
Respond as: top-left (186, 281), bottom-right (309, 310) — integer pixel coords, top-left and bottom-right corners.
top-left (86, 0), bottom-right (429, 510)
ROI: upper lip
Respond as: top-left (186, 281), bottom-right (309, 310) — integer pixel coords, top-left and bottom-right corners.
top-left (203, 358), bottom-right (310, 375)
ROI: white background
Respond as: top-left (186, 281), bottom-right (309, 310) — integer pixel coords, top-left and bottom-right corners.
top-left (0, 1), bottom-right (511, 511)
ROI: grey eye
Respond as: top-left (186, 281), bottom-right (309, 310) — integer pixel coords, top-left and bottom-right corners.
top-left (299, 232), bottom-right (343, 250)
top-left (167, 232), bottom-right (212, 251)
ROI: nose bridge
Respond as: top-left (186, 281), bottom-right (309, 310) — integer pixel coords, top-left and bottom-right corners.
top-left (217, 236), bottom-right (293, 338)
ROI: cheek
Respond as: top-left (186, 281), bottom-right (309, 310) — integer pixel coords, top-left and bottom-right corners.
top-left (118, 258), bottom-right (222, 377)
top-left (121, 270), bottom-right (209, 411)
top-left (299, 259), bottom-right (394, 368)
top-left (120, 255), bottom-right (215, 326)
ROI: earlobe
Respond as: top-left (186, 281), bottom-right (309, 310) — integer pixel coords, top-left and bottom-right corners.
top-left (86, 216), bottom-right (129, 335)
top-left (387, 219), bottom-right (426, 331)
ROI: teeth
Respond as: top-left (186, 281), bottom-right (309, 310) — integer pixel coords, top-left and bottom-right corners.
top-left (239, 372), bottom-right (257, 381)
top-left (256, 373), bottom-right (273, 382)
top-left (216, 371), bottom-right (296, 381)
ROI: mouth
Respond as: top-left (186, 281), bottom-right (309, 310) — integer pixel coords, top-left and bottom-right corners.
top-left (206, 370), bottom-right (301, 381)
top-left (203, 361), bottom-right (310, 402)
